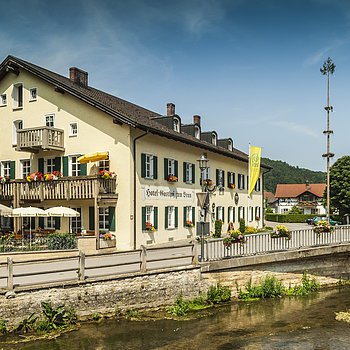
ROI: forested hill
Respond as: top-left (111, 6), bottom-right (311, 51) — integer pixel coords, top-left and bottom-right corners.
top-left (262, 158), bottom-right (326, 193)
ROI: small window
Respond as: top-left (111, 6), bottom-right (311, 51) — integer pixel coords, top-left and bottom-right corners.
top-left (13, 83), bottom-right (23, 109)
top-left (29, 88), bottom-right (37, 101)
top-left (12, 120), bottom-right (23, 145)
top-left (201, 167), bottom-right (210, 181)
top-left (99, 207), bottom-right (109, 230)
top-left (45, 216), bottom-right (56, 229)
top-left (145, 154), bottom-right (154, 179)
top-left (1, 161), bottom-right (11, 178)
top-left (69, 155), bottom-right (81, 176)
top-left (217, 206), bottom-right (223, 221)
top-left (0, 94), bottom-right (7, 106)
top-left (21, 160), bottom-right (31, 179)
top-left (146, 206), bottom-right (154, 226)
top-left (212, 133), bottom-right (217, 145)
top-left (238, 174), bottom-right (245, 190)
top-left (173, 118), bottom-right (180, 132)
top-left (69, 122), bottom-right (78, 137)
top-left (45, 158), bottom-right (55, 174)
top-left (185, 163), bottom-right (193, 183)
top-left (99, 156), bottom-right (110, 172)
top-left (228, 140), bottom-right (233, 151)
top-left (168, 159), bottom-right (175, 176)
top-left (45, 114), bottom-right (55, 127)
top-left (167, 206), bottom-right (175, 229)
top-left (194, 126), bottom-right (200, 139)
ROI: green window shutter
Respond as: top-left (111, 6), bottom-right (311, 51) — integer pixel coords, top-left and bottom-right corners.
top-left (141, 153), bottom-right (146, 178)
top-left (153, 156), bottom-right (158, 179)
top-left (192, 207), bottom-right (195, 225)
top-left (175, 207), bottom-right (178, 228)
top-left (174, 160), bottom-right (178, 177)
top-left (238, 207), bottom-right (241, 220)
top-left (154, 207), bottom-right (158, 229)
top-left (216, 169), bottom-right (220, 186)
top-left (109, 206), bottom-right (116, 231)
top-left (228, 207), bottom-right (231, 222)
top-left (80, 163), bottom-right (87, 176)
top-left (227, 172), bottom-right (231, 188)
top-left (164, 158), bottom-right (168, 180)
top-left (54, 157), bottom-right (61, 172)
top-left (62, 156), bottom-right (69, 176)
top-left (89, 206), bottom-right (95, 231)
top-left (10, 161), bottom-right (15, 179)
top-left (142, 207), bottom-right (146, 231)
top-left (39, 217), bottom-right (45, 229)
top-left (222, 171), bottom-right (225, 187)
top-left (165, 207), bottom-right (169, 229)
top-left (38, 158), bottom-right (44, 174)
top-left (191, 164), bottom-right (195, 184)
top-left (54, 217), bottom-right (61, 230)
top-left (222, 207), bottom-right (225, 223)
top-left (183, 162), bottom-right (187, 182)
top-left (232, 173), bottom-right (236, 185)
top-left (233, 207), bottom-right (236, 222)
top-left (216, 207), bottom-right (219, 220)
top-left (183, 206), bottom-right (187, 227)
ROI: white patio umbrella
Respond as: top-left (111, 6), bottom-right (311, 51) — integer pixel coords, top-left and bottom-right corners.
top-left (44, 207), bottom-right (80, 234)
top-left (9, 207), bottom-right (47, 247)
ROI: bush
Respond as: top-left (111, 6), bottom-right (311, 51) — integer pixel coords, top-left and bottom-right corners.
top-left (287, 273), bottom-right (320, 296)
top-left (245, 226), bottom-right (257, 234)
top-left (288, 206), bottom-right (303, 215)
top-left (47, 233), bottom-right (77, 250)
top-left (40, 301), bottom-right (77, 330)
top-left (213, 220), bottom-right (223, 238)
top-left (265, 213), bottom-right (326, 223)
top-left (206, 284), bottom-right (231, 304)
top-left (239, 219), bottom-right (246, 233)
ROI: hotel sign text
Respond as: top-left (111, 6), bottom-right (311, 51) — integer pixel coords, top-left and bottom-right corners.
top-left (142, 186), bottom-right (195, 202)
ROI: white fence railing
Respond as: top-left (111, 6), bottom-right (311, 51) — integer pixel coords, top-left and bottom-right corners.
top-left (204, 225), bottom-right (350, 261)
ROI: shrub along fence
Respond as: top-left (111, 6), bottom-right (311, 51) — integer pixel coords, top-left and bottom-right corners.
top-left (265, 214), bottom-right (326, 223)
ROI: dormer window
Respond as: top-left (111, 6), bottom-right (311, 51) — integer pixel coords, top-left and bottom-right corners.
top-left (212, 133), bottom-right (217, 145)
top-left (228, 140), bottom-right (233, 151)
top-left (173, 118), bottom-right (180, 132)
top-left (194, 125), bottom-right (200, 139)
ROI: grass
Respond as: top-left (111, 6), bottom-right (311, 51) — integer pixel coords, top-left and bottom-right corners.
top-left (238, 273), bottom-right (320, 301)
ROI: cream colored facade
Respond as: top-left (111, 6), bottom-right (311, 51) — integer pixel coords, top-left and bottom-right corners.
top-left (0, 57), bottom-right (264, 250)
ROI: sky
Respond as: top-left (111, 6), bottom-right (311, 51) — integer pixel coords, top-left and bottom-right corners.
top-left (0, 0), bottom-right (349, 171)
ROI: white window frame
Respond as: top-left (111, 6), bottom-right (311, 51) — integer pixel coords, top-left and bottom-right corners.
top-left (145, 154), bottom-right (154, 179)
top-left (99, 156), bottom-right (110, 172)
top-left (228, 140), bottom-right (233, 151)
top-left (21, 159), bottom-right (31, 179)
top-left (218, 169), bottom-right (224, 187)
top-left (69, 155), bottom-right (81, 177)
top-left (238, 174), bottom-right (245, 189)
top-left (194, 126), bottom-right (200, 139)
top-left (173, 118), bottom-right (180, 132)
top-left (69, 122), bottom-right (78, 137)
top-left (45, 114), bottom-right (55, 128)
top-left (212, 133), bottom-right (217, 145)
top-left (167, 206), bottom-right (175, 229)
top-left (1, 161), bottom-right (11, 178)
top-left (45, 157), bottom-right (55, 174)
top-left (146, 206), bottom-right (154, 226)
top-left (13, 83), bottom-right (23, 109)
top-left (186, 206), bottom-right (193, 222)
top-left (185, 163), bottom-right (193, 183)
top-left (201, 167), bottom-right (210, 181)
top-left (217, 206), bottom-right (223, 221)
top-left (45, 216), bottom-right (56, 229)
top-left (249, 206), bottom-right (254, 222)
top-left (168, 159), bottom-right (175, 176)
top-left (71, 207), bottom-right (82, 234)
top-left (29, 87), bottom-right (37, 102)
top-left (0, 94), bottom-right (7, 106)
top-left (228, 206), bottom-right (234, 223)
top-left (99, 207), bottom-right (109, 231)
top-left (238, 206), bottom-right (244, 220)
top-left (12, 120), bottom-right (23, 146)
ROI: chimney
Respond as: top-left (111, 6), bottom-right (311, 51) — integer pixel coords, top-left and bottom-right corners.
top-left (193, 115), bottom-right (201, 126)
top-left (167, 103), bottom-right (175, 116)
top-left (69, 67), bottom-right (88, 87)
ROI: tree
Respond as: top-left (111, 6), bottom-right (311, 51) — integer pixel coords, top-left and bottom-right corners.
top-left (288, 206), bottom-right (303, 215)
top-left (327, 156), bottom-right (350, 216)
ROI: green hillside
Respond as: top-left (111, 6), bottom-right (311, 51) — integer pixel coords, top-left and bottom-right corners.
top-left (262, 158), bottom-right (325, 193)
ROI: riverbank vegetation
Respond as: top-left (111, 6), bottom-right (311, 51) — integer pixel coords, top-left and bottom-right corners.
top-left (167, 284), bottom-right (231, 316)
top-left (238, 273), bottom-right (320, 300)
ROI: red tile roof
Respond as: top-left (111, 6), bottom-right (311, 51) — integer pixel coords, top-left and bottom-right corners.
top-left (264, 191), bottom-right (277, 204)
top-left (275, 183), bottom-right (326, 198)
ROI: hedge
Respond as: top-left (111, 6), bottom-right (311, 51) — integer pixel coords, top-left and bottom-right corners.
top-left (265, 214), bottom-right (326, 223)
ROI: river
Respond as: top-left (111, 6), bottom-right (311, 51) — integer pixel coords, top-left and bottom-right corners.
top-left (3, 286), bottom-right (350, 349)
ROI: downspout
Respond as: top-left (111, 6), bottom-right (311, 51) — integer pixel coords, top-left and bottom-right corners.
top-left (262, 168), bottom-right (272, 227)
top-left (133, 131), bottom-right (149, 250)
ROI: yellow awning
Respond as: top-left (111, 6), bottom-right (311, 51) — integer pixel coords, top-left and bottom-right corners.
top-left (78, 152), bottom-right (109, 164)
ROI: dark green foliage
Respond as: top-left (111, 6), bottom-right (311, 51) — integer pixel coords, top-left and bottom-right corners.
top-left (40, 301), bottom-right (77, 330)
top-left (16, 313), bottom-right (38, 334)
top-left (328, 156), bottom-right (350, 216)
top-left (239, 218), bottom-right (246, 233)
top-left (91, 312), bottom-right (102, 321)
top-left (288, 206), bottom-right (303, 215)
top-left (266, 213), bottom-right (325, 223)
top-left (262, 158), bottom-right (325, 193)
top-left (0, 319), bottom-right (8, 334)
top-left (47, 233), bottom-right (77, 250)
top-left (286, 273), bottom-right (320, 296)
top-left (213, 220), bottom-right (223, 238)
top-left (167, 296), bottom-right (191, 316)
top-left (206, 284), bottom-right (231, 304)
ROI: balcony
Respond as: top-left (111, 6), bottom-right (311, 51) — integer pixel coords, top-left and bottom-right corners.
top-left (0, 176), bottom-right (117, 203)
top-left (16, 127), bottom-right (65, 153)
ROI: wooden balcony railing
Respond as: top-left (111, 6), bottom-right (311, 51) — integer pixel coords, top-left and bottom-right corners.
top-left (16, 127), bottom-right (65, 153)
top-left (0, 176), bottom-right (117, 202)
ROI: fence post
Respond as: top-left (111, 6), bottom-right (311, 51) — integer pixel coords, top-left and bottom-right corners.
top-left (140, 245), bottom-right (147, 272)
top-left (191, 241), bottom-right (198, 265)
top-left (79, 251), bottom-right (85, 281)
top-left (7, 257), bottom-right (13, 291)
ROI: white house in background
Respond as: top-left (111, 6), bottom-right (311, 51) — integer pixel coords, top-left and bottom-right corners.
top-left (274, 183), bottom-right (326, 215)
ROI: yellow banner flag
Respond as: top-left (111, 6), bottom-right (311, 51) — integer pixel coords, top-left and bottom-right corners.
top-left (249, 146), bottom-right (261, 195)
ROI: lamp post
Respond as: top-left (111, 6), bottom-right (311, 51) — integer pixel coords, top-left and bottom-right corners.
top-left (197, 154), bottom-right (210, 262)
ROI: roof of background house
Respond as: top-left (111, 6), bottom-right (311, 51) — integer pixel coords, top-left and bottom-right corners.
top-left (264, 191), bottom-right (277, 203)
top-left (275, 183), bottom-right (326, 198)
top-left (0, 55), bottom-right (271, 169)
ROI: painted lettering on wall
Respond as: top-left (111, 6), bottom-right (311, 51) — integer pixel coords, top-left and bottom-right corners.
top-left (142, 186), bottom-right (195, 202)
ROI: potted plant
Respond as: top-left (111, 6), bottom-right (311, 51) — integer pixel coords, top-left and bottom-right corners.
top-left (271, 224), bottom-right (291, 240)
top-left (314, 220), bottom-right (333, 235)
top-left (26, 172), bottom-right (43, 182)
top-left (0, 176), bottom-right (9, 184)
top-left (145, 222), bottom-right (156, 232)
top-left (99, 170), bottom-right (115, 179)
top-left (185, 220), bottom-right (194, 227)
top-left (99, 231), bottom-right (116, 248)
top-left (167, 175), bottom-right (178, 183)
top-left (223, 229), bottom-right (246, 247)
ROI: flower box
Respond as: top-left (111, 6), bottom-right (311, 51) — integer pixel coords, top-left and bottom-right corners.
top-left (167, 175), bottom-right (178, 183)
top-left (43, 171), bottom-right (62, 181)
top-left (223, 229), bottom-right (246, 247)
top-left (270, 225), bottom-right (291, 240)
top-left (26, 172), bottom-right (43, 182)
top-left (314, 220), bottom-right (333, 235)
top-left (228, 183), bottom-right (235, 189)
top-left (99, 238), bottom-right (116, 249)
top-left (99, 170), bottom-right (115, 179)
top-left (185, 220), bottom-right (194, 227)
top-left (145, 222), bottom-right (156, 232)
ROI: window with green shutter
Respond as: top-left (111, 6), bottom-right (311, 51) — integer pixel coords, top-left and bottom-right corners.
top-left (89, 206), bottom-right (95, 231)
top-left (10, 161), bottom-right (15, 179)
top-left (62, 156), bottom-right (69, 176)
top-left (38, 158), bottom-right (44, 174)
top-left (141, 154), bottom-right (146, 178)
